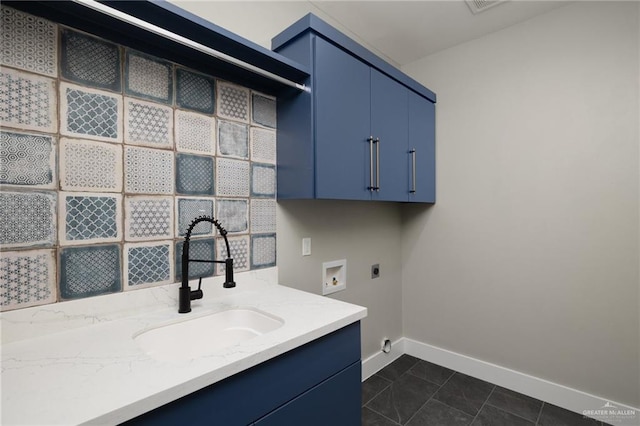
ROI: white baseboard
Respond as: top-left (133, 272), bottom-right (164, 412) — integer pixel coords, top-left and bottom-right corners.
top-left (403, 338), bottom-right (639, 426)
top-left (361, 338), bottom-right (406, 381)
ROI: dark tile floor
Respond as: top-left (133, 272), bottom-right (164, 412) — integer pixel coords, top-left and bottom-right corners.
top-left (362, 355), bottom-right (610, 426)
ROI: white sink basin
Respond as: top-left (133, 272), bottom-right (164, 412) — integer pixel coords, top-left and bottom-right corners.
top-left (134, 308), bottom-right (284, 361)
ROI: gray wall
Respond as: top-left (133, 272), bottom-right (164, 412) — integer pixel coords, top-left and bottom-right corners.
top-left (401, 1), bottom-right (640, 407)
top-left (277, 200), bottom-right (404, 359)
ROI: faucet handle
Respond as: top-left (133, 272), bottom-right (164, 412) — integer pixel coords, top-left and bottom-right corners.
top-left (190, 277), bottom-right (204, 301)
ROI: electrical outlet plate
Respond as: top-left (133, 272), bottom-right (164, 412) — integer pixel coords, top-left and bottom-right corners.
top-left (371, 264), bottom-right (380, 279)
top-left (302, 237), bottom-right (311, 256)
top-left (322, 259), bottom-right (346, 295)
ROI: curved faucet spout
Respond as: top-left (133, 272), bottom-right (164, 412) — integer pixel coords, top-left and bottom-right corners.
top-left (180, 216), bottom-right (236, 314)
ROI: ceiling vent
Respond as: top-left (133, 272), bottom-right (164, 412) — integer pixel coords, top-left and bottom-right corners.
top-left (465, 0), bottom-right (507, 14)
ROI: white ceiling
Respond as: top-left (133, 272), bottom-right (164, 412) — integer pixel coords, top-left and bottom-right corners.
top-left (172, 0), bottom-right (569, 67)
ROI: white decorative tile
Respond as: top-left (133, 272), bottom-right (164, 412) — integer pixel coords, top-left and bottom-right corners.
top-left (60, 82), bottom-right (123, 143)
top-left (0, 68), bottom-right (57, 133)
top-left (250, 199), bottom-right (276, 234)
top-left (250, 127), bottom-right (276, 164)
top-left (59, 192), bottom-right (122, 246)
top-left (125, 196), bottom-right (173, 241)
top-left (251, 92), bottom-right (276, 129)
top-left (216, 198), bottom-right (248, 234)
top-left (216, 158), bottom-right (249, 197)
top-left (60, 138), bottom-right (122, 192)
top-left (59, 244), bottom-right (121, 300)
top-left (218, 120), bottom-right (248, 159)
top-left (60, 29), bottom-right (121, 91)
top-left (175, 110), bottom-right (215, 155)
top-left (124, 97), bottom-right (173, 148)
top-left (0, 130), bottom-right (56, 188)
top-left (176, 197), bottom-right (215, 237)
top-left (124, 241), bottom-right (174, 289)
top-left (0, 191), bottom-right (56, 248)
top-left (124, 146), bottom-right (174, 194)
top-left (251, 163), bottom-right (276, 198)
top-left (176, 153), bottom-right (214, 196)
top-left (125, 50), bottom-right (173, 104)
top-left (251, 234), bottom-right (276, 269)
top-left (217, 81), bottom-right (249, 122)
top-left (1, 6), bottom-right (58, 77)
top-left (176, 67), bottom-right (215, 114)
top-left (216, 234), bottom-right (250, 275)
top-left (0, 249), bottom-right (56, 311)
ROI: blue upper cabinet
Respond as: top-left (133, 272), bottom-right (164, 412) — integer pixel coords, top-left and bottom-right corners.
top-left (273, 14), bottom-right (436, 203)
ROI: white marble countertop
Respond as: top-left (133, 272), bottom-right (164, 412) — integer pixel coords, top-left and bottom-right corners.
top-left (0, 268), bottom-right (367, 425)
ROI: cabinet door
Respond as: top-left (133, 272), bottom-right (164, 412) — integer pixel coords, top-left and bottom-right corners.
top-left (408, 91), bottom-right (436, 203)
top-left (371, 69), bottom-right (409, 202)
top-left (255, 361), bottom-right (361, 426)
top-left (314, 36), bottom-right (371, 200)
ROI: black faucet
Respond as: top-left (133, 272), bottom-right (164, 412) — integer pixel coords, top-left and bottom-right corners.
top-left (179, 216), bottom-right (236, 313)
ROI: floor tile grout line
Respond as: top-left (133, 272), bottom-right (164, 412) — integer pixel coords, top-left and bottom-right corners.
top-left (535, 401), bottom-right (545, 425)
top-left (361, 374), bottom-right (393, 407)
top-left (362, 406), bottom-right (401, 426)
top-left (469, 384), bottom-right (497, 425)
top-left (484, 399), bottom-right (543, 424)
top-left (401, 370), bottom-right (457, 425)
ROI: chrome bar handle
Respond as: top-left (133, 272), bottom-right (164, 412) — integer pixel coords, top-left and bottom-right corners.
top-left (367, 136), bottom-right (375, 191)
top-left (410, 149), bottom-right (416, 193)
top-left (375, 138), bottom-right (380, 191)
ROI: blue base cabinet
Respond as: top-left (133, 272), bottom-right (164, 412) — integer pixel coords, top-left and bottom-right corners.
top-left (273, 14), bottom-right (436, 203)
top-left (122, 322), bottom-right (361, 426)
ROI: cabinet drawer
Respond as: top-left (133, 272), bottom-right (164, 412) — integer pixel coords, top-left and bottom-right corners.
top-left (255, 361), bottom-right (361, 426)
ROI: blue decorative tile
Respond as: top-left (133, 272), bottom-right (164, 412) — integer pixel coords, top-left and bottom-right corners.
top-left (124, 242), bottom-right (173, 289)
top-left (60, 138), bottom-right (122, 192)
top-left (0, 191), bottom-right (56, 248)
top-left (59, 244), bottom-right (121, 300)
top-left (124, 146), bottom-right (174, 194)
top-left (216, 198), bottom-right (248, 234)
top-left (216, 235), bottom-right (249, 275)
top-left (0, 249), bottom-right (56, 311)
top-left (125, 196), bottom-right (173, 241)
top-left (176, 153), bottom-right (214, 196)
top-left (251, 93), bottom-right (276, 128)
top-left (251, 163), bottom-right (276, 197)
top-left (250, 127), bottom-right (276, 164)
top-left (124, 97), bottom-right (173, 148)
top-left (1, 6), bottom-right (58, 77)
top-left (176, 197), bottom-right (214, 237)
top-left (250, 199), bottom-right (276, 234)
top-left (175, 238), bottom-right (216, 281)
top-left (59, 192), bottom-right (122, 245)
top-left (251, 234), bottom-right (276, 269)
top-left (0, 130), bottom-right (55, 188)
top-left (60, 29), bottom-right (121, 91)
top-left (176, 67), bottom-right (215, 114)
top-left (218, 120), bottom-right (248, 158)
top-left (125, 50), bottom-right (173, 104)
top-left (217, 81), bottom-right (249, 122)
top-left (0, 68), bottom-right (57, 133)
top-left (175, 110), bottom-right (215, 154)
top-left (60, 82), bottom-right (122, 143)
top-left (216, 158), bottom-right (249, 197)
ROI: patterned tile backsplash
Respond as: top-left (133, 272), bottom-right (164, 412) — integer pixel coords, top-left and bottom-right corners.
top-left (125, 50), bottom-right (173, 105)
top-left (60, 138), bottom-right (122, 192)
top-left (0, 68), bottom-right (57, 133)
top-left (60, 29), bottom-right (121, 92)
top-left (1, 130), bottom-right (56, 188)
top-left (60, 82), bottom-right (122, 142)
top-left (0, 5), bottom-right (277, 311)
